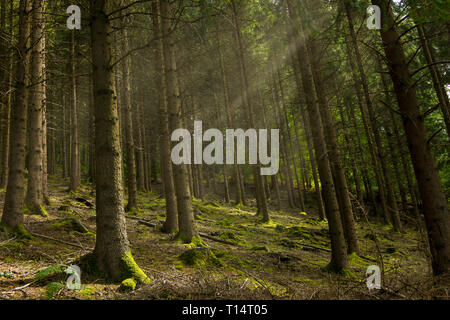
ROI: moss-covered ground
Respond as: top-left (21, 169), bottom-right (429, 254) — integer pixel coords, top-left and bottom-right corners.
top-left (0, 174), bottom-right (444, 300)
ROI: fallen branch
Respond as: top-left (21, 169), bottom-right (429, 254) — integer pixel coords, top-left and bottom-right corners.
top-left (125, 215), bottom-right (157, 228)
top-left (30, 232), bottom-right (92, 250)
top-left (297, 242), bottom-right (331, 253)
top-left (198, 232), bottom-right (238, 246)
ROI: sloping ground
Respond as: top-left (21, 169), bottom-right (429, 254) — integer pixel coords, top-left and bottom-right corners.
top-left (0, 175), bottom-right (447, 300)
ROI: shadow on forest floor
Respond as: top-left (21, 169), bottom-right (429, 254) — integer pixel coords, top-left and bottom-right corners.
top-left (0, 174), bottom-right (447, 300)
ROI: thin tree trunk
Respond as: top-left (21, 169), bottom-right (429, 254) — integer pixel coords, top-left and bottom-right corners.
top-left (152, 0), bottom-right (177, 233)
top-left (160, 0), bottom-right (197, 241)
top-left (69, 30), bottom-right (80, 191)
top-left (119, 3), bottom-right (137, 211)
top-left (306, 27), bottom-right (360, 254)
top-left (25, 0), bottom-right (46, 214)
top-left (287, 0), bottom-right (348, 271)
top-left (0, 0), bottom-right (12, 189)
top-left (231, 0), bottom-right (269, 221)
top-left (417, 24), bottom-right (450, 137)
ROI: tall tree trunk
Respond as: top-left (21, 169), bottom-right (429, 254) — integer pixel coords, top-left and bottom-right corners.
top-left (373, 0), bottom-right (450, 275)
top-left (231, 0), bottom-right (269, 221)
top-left (89, 0), bottom-right (149, 284)
top-left (160, 0), bottom-right (197, 241)
top-left (134, 102), bottom-right (145, 191)
top-left (25, 0), bottom-right (46, 215)
top-left (417, 24), bottom-right (450, 137)
top-left (69, 30), bottom-right (80, 191)
top-left (218, 31), bottom-right (243, 205)
top-left (335, 88), bottom-right (363, 205)
top-left (288, 50), bottom-right (326, 220)
top-left (0, 0), bottom-right (12, 189)
top-left (1, 0), bottom-right (31, 235)
top-left (305, 24), bottom-right (360, 254)
top-left (344, 5), bottom-right (392, 224)
top-left (152, 0), bottom-right (178, 233)
top-left (119, 1), bottom-right (137, 211)
top-left (287, 0), bottom-right (348, 271)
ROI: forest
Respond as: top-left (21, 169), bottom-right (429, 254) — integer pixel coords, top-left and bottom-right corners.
top-left (0, 0), bottom-right (449, 301)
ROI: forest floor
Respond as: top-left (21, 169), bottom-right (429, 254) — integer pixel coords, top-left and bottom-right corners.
top-left (0, 174), bottom-right (447, 300)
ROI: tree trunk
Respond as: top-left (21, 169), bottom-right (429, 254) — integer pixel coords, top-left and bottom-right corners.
top-left (0, 0), bottom-right (12, 189)
top-left (417, 24), bottom-right (450, 137)
top-left (89, 0), bottom-right (149, 284)
top-left (25, 0), bottom-right (46, 215)
top-left (373, 0), bottom-right (450, 275)
top-left (152, 0), bottom-right (178, 233)
top-left (119, 2), bottom-right (137, 211)
top-left (231, 0), bottom-right (269, 221)
top-left (1, 0), bottom-right (31, 234)
top-left (287, 0), bottom-right (348, 271)
top-left (160, 0), bottom-right (197, 241)
top-left (69, 30), bottom-right (80, 191)
top-left (306, 28), bottom-right (360, 254)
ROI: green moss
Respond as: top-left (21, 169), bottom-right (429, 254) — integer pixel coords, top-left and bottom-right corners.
top-left (120, 251), bottom-right (151, 285)
top-left (176, 233), bottom-right (205, 246)
top-left (46, 281), bottom-right (64, 299)
top-left (120, 278), bottom-right (137, 291)
top-left (180, 235), bottom-right (206, 249)
top-left (173, 260), bottom-right (184, 271)
top-left (128, 207), bottom-right (145, 216)
top-left (218, 232), bottom-right (240, 242)
top-left (251, 245), bottom-right (269, 252)
top-left (25, 204), bottom-right (48, 216)
top-left (51, 218), bottom-right (89, 233)
top-left (348, 252), bottom-right (371, 268)
top-left (323, 262), bottom-right (355, 278)
top-left (34, 264), bottom-right (67, 282)
top-left (78, 286), bottom-right (96, 299)
top-left (292, 276), bottom-right (324, 286)
top-left (261, 219), bottom-right (277, 228)
top-left (13, 224), bottom-right (33, 240)
top-left (178, 248), bottom-right (223, 267)
top-left (279, 238), bottom-right (302, 249)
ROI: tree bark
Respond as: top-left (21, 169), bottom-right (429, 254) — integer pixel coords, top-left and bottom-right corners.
top-left (160, 0), bottom-right (197, 241)
top-left (287, 0), bottom-right (348, 271)
top-left (152, 0), bottom-right (178, 233)
top-left (69, 30), bottom-right (80, 191)
top-left (373, 0), bottom-right (450, 275)
top-left (89, 0), bottom-right (149, 284)
top-left (1, 0), bottom-right (31, 232)
top-left (119, 1), bottom-right (137, 211)
top-left (25, 0), bottom-right (46, 214)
